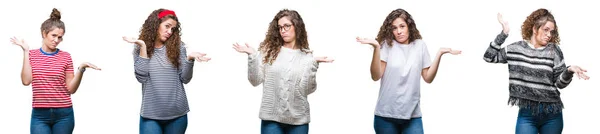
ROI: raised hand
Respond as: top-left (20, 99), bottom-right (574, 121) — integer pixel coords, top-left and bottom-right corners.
top-left (356, 37), bottom-right (380, 48)
top-left (79, 62), bottom-right (102, 71)
top-left (568, 65), bottom-right (590, 80)
top-left (232, 42), bottom-right (256, 55)
top-left (439, 48), bottom-right (462, 55)
top-left (187, 52), bottom-right (211, 62)
top-left (122, 36), bottom-right (145, 46)
top-left (497, 13), bottom-right (509, 34)
top-left (315, 56), bottom-right (334, 63)
top-left (10, 37), bottom-right (29, 51)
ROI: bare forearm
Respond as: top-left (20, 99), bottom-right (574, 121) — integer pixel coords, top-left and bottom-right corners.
top-left (21, 51), bottom-right (32, 86)
top-left (424, 52), bottom-right (443, 83)
top-left (67, 70), bottom-right (84, 94)
top-left (138, 43), bottom-right (148, 58)
top-left (370, 47), bottom-right (384, 81)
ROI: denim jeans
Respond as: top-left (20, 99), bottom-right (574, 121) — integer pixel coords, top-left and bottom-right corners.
top-left (261, 120), bottom-right (309, 134)
top-left (30, 107), bottom-right (75, 134)
top-left (140, 114), bottom-right (188, 134)
top-left (374, 115), bottom-right (424, 134)
top-left (516, 108), bottom-right (563, 134)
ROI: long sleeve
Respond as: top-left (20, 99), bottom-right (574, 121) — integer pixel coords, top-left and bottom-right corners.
top-left (306, 59), bottom-right (319, 95)
top-left (483, 31), bottom-right (509, 63)
top-left (134, 45), bottom-right (150, 83)
top-left (178, 44), bottom-right (195, 84)
top-left (248, 51), bottom-right (265, 87)
top-left (552, 45), bottom-right (574, 89)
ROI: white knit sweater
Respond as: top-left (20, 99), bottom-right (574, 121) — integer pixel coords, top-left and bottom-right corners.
top-left (247, 47), bottom-right (319, 125)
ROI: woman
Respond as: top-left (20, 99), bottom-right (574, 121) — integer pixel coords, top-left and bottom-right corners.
top-left (484, 9), bottom-right (589, 134)
top-left (232, 9), bottom-right (333, 134)
top-left (356, 8), bottom-right (461, 134)
top-left (122, 8), bottom-right (211, 134)
top-left (10, 8), bottom-right (101, 134)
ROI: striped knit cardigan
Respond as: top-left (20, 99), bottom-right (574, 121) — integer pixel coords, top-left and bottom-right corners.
top-left (483, 32), bottom-right (574, 115)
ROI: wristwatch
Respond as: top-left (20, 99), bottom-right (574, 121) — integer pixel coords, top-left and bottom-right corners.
top-left (79, 67), bottom-right (86, 73)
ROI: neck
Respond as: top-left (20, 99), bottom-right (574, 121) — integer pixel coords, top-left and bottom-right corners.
top-left (154, 40), bottom-right (164, 48)
top-left (283, 40), bottom-right (297, 49)
top-left (529, 37), bottom-right (543, 48)
top-left (41, 45), bottom-right (57, 53)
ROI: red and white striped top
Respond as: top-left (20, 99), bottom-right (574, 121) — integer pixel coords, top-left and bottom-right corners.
top-left (29, 48), bottom-right (74, 108)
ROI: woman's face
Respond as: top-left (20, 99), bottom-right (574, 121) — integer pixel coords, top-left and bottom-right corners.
top-left (42, 27), bottom-right (64, 50)
top-left (278, 16), bottom-right (296, 43)
top-left (392, 17), bottom-right (409, 44)
top-left (158, 18), bottom-right (178, 42)
top-left (533, 21), bottom-right (555, 46)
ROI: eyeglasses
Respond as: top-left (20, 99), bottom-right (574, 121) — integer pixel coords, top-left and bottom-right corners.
top-left (541, 28), bottom-right (557, 36)
top-left (278, 24), bottom-right (293, 31)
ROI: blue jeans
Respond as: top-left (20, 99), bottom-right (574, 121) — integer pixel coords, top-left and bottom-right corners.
top-left (374, 115), bottom-right (424, 134)
top-left (261, 120), bottom-right (309, 134)
top-left (516, 108), bottom-right (563, 134)
top-left (30, 107), bottom-right (75, 134)
top-left (140, 114), bottom-right (188, 134)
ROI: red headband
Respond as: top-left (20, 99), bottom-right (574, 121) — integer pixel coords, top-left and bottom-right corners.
top-left (158, 10), bottom-right (176, 19)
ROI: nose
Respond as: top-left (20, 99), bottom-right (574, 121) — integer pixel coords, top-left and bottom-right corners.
top-left (396, 28), bottom-right (402, 35)
top-left (167, 29), bottom-right (173, 35)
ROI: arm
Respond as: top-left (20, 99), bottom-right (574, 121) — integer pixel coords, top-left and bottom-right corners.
top-left (64, 55), bottom-right (81, 94)
top-left (306, 60), bottom-right (319, 95)
top-left (66, 68), bottom-right (82, 94)
top-left (179, 44), bottom-right (195, 84)
top-left (134, 45), bottom-right (150, 83)
top-left (421, 50), bottom-right (439, 84)
top-left (483, 31), bottom-right (509, 64)
top-left (370, 45), bottom-right (387, 81)
top-left (21, 50), bottom-right (33, 86)
top-left (553, 46), bottom-right (574, 89)
top-left (248, 51), bottom-right (265, 86)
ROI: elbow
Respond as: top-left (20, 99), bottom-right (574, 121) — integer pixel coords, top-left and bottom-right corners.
top-left (67, 87), bottom-right (76, 94)
top-left (22, 82), bottom-right (31, 86)
top-left (371, 76), bottom-right (380, 81)
top-left (181, 77), bottom-right (192, 84)
top-left (21, 79), bottom-right (32, 86)
top-left (371, 73), bottom-right (382, 81)
top-left (424, 80), bottom-right (433, 84)
top-left (250, 81), bottom-right (260, 87)
top-left (423, 77), bottom-right (434, 84)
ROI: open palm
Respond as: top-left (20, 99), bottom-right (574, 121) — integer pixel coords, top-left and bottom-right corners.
top-left (440, 48), bottom-right (462, 55)
top-left (356, 37), bottom-right (379, 48)
top-left (568, 65), bottom-right (590, 80)
top-left (232, 42), bottom-right (256, 54)
top-left (122, 36), bottom-right (144, 46)
top-left (315, 56), bottom-right (334, 63)
top-left (497, 13), bottom-right (509, 34)
top-left (10, 37), bottom-right (29, 51)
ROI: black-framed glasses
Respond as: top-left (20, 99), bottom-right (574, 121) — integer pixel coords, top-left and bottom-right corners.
top-left (278, 24), bottom-right (293, 31)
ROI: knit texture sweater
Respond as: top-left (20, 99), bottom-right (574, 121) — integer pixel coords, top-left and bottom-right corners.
top-left (248, 47), bottom-right (319, 125)
top-left (484, 32), bottom-right (574, 115)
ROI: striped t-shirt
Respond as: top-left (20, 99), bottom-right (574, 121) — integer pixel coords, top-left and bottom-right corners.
top-left (30, 48), bottom-right (74, 108)
top-left (134, 43), bottom-right (195, 120)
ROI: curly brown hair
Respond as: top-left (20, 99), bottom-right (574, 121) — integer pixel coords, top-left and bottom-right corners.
top-left (521, 8), bottom-right (560, 44)
top-left (40, 8), bottom-right (65, 37)
top-left (138, 8), bottom-right (183, 68)
top-left (259, 9), bottom-right (310, 64)
top-left (376, 8), bottom-right (422, 46)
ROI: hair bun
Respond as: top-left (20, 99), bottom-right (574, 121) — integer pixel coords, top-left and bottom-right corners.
top-left (50, 8), bottom-right (61, 20)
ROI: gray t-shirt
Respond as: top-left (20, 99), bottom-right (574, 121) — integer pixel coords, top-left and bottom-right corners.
top-left (375, 39), bottom-right (431, 119)
top-left (134, 43), bottom-right (195, 120)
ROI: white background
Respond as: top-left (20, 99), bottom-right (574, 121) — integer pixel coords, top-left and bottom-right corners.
top-left (1, 0), bottom-right (598, 133)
